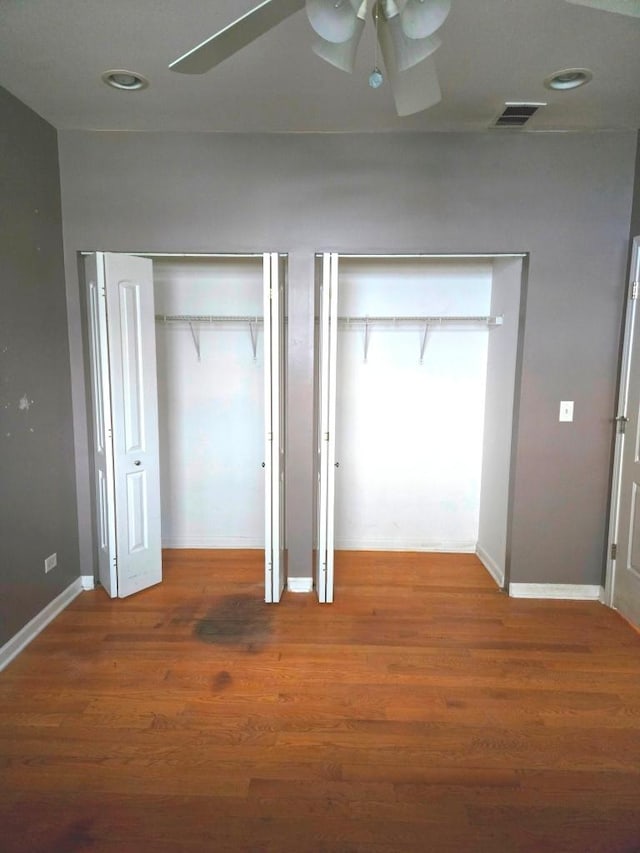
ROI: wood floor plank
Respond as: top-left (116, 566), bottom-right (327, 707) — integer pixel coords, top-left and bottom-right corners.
top-left (1, 550), bottom-right (640, 852)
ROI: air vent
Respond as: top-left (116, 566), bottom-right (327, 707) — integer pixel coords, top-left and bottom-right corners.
top-left (493, 102), bottom-right (546, 128)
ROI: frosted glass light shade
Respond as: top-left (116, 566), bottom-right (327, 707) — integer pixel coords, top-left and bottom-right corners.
top-left (313, 18), bottom-right (365, 72)
top-left (401, 0), bottom-right (451, 39)
top-left (306, 0), bottom-right (361, 43)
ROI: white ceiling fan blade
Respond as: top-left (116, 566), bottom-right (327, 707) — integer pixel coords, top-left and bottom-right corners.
top-left (306, 0), bottom-right (363, 43)
top-left (401, 0), bottom-right (451, 39)
top-left (390, 56), bottom-right (442, 116)
top-left (565, 0), bottom-right (640, 15)
top-left (169, 0), bottom-right (305, 74)
top-left (313, 19), bottom-right (366, 72)
top-left (377, 6), bottom-right (441, 115)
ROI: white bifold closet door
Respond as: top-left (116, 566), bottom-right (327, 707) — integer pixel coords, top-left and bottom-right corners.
top-left (609, 238), bottom-right (640, 628)
top-left (87, 251), bottom-right (285, 603)
top-left (86, 252), bottom-right (162, 598)
top-left (316, 253), bottom-right (339, 603)
top-left (264, 252), bottom-right (286, 603)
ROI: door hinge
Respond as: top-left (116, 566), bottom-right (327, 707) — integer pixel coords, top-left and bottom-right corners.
top-left (616, 415), bottom-right (629, 434)
top-left (610, 543), bottom-right (617, 561)
top-left (632, 281), bottom-right (639, 300)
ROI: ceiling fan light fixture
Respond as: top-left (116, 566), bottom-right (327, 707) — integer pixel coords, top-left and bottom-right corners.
top-left (313, 17), bottom-right (366, 72)
top-left (101, 69), bottom-right (149, 91)
top-left (306, 0), bottom-right (361, 43)
top-left (387, 17), bottom-right (441, 72)
top-left (544, 67), bottom-right (593, 90)
top-left (400, 0), bottom-right (451, 39)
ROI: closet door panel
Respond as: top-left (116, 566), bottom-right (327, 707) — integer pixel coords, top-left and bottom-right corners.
top-left (264, 252), bottom-right (285, 602)
top-left (104, 253), bottom-right (162, 598)
top-left (86, 253), bottom-right (117, 597)
top-left (316, 252), bottom-right (338, 603)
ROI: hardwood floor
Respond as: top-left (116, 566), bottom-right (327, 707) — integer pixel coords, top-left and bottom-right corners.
top-left (1, 550), bottom-right (640, 853)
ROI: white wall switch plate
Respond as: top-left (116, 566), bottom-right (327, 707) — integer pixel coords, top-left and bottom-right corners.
top-left (44, 553), bottom-right (57, 573)
top-left (559, 401), bottom-right (574, 422)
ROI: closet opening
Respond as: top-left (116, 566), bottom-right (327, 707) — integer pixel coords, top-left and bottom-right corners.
top-left (314, 252), bottom-right (526, 603)
top-left (83, 252), bottom-right (287, 603)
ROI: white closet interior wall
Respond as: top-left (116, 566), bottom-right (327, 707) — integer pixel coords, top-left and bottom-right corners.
top-left (335, 258), bottom-right (493, 552)
top-left (477, 257), bottom-right (523, 586)
top-left (153, 257), bottom-right (265, 548)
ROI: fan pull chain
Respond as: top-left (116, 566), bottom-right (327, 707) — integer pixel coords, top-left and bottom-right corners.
top-left (369, 0), bottom-right (384, 89)
top-left (369, 1), bottom-right (384, 88)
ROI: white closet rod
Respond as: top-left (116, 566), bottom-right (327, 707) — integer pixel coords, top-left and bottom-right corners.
top-left (155, 315), bottom-right (263, 361)
top-left (157, 314), bottom-right (501, 324)
top-left (336, 315), bottom-right (503, 364)
top-left (338, 314), bottom-right (502, 325)
top-left (156, 314), bottom-right (263, 323)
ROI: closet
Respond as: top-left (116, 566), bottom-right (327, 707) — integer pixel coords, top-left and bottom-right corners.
top-left (85, 252), bottom-right (286, 603)
top-left (315, 253), bottom-right (524, 602)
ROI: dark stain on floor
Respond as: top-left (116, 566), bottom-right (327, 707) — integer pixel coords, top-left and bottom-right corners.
top-left (50, 818), bottom-right (96, 851)
top-left (194, 594), bottom-right (272, 651)
top-left (212, 670), bottom-right (233, 691)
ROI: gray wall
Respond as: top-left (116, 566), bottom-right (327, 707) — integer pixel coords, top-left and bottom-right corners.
top-left (58, 130), bottom-right (637, 587)
top-left (0, 87), bottom-right (79, 646)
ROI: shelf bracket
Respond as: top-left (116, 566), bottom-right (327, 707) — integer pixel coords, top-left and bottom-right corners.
top-left (420, 322), bottom-right (429, 364)
top-left (363, 318), bottom-right (370, 363)
top-left (188, 321), bottom-right (201, 362)
top-left (249, 319), bottom-right (258, 361)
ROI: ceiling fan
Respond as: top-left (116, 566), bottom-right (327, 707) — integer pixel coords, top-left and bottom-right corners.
top-left (169, 0), bottom-right (452, 117)
top-left (564, 0), bottom-right (640, 15)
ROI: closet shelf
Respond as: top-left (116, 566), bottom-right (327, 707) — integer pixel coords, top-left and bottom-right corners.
top-left (155, 314), bottom-right (263, 361)
top-left (336, 314), bottom-right (503, 364)
top-left (156, 314), bottom-right (263, 323)
top-left (338, 314), bottom-right (503, 325)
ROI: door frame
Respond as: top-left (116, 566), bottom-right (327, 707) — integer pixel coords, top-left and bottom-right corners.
top-left (80, 250), bottom-right (287, 602)
top-left (605, 236), bottom-right (640, 608)
top-left (312, 250), bottom-right (529, 602)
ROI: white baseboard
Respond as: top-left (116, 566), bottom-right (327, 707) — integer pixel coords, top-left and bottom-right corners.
top-left (81, 575), bottom-right (95, 591)
top-left (288, 577), bottom-right (313, 593)
top-left (161, 537), bottom-right (264, 549)
top-left (334, 539), bottom-right (476, 553)
top-left (509, 583), bottom-right (603, 601)
top-left (0, 578), bottom-right (84, 672)
top-left (476, 545), bottom-right (504, 588)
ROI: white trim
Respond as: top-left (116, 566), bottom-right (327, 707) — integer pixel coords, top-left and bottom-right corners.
top-left (509, 583), bottom-right (603, 601)
top-left (161, 537), bottom-right (264, 549)
top-left (0, 578), bottom-right (84, 671)
top-left (81, 575), bottom-right (95, 590)
top-left (335, 539), bottom-right (477, 553)
top-left (288, 577), bottom-right (313, 593)
top-left (476, 545), bottom-right (505, 588)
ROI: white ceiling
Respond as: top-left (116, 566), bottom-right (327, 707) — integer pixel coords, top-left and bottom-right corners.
top-left (0, 0), bottom-right (639, 133)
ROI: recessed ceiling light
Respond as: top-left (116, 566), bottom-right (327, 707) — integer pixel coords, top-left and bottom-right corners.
top-left (102, 69), bottom-right (149, 91)
top-left (544, 68), bottom-right (593, 91)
